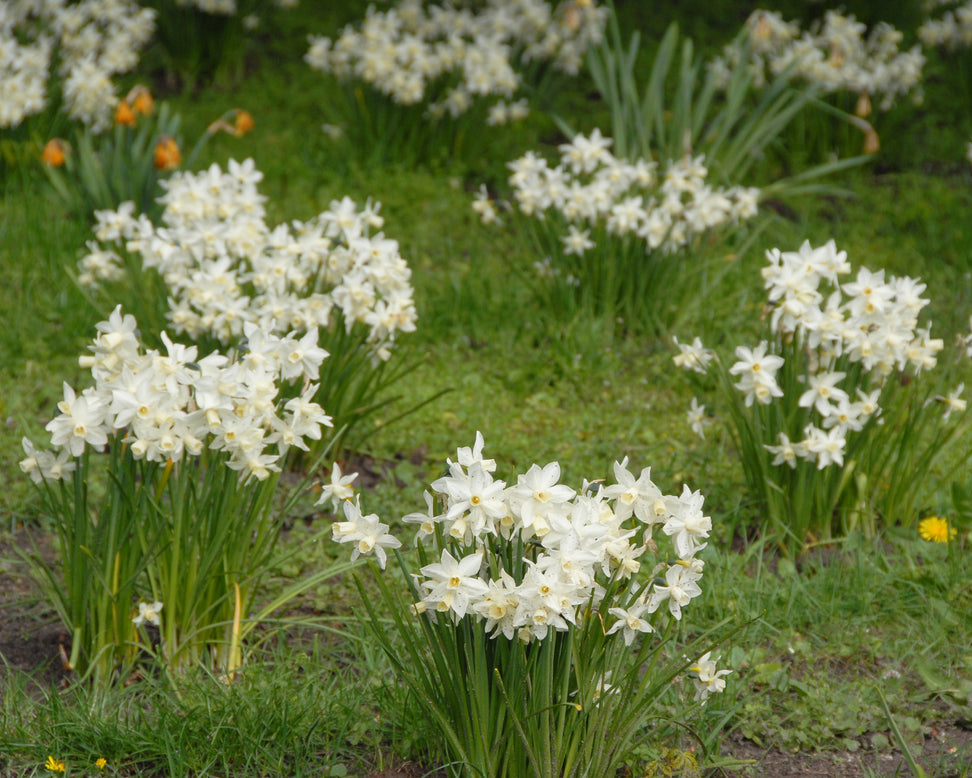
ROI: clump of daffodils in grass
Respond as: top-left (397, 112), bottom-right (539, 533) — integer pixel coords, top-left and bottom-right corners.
top-left (477, 130), bottom-right (759, 332)
top-left (709, 10), bottom-right (925, 116)
top-left (919, 1), bottom-right (972, 51)
top-left (304, 0), bottom-right (607, 161)
top-left (327, 434), bottom-right (731, 777)
top-left (78, 159), bottom-right (417, 453)
top-left (20, 307), bottom-right (350, 688)
top-left (674, 240), bottom-right (970, 552)
top-left (0, 1), bottom-right (155, 135)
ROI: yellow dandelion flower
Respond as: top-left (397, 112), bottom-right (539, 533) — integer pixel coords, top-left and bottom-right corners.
top-left (96, 757), bottom-right (108, 769)
top-left (918, 516), bottom-right (956, 543)
top-left (44, 755), bottom-right (65, 773)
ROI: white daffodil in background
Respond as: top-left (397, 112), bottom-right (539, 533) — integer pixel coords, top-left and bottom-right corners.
top-left (305, 0), bottom-right (608, 118)
top-left (317, 462), bottom-right (359, 510)
top-left (132, 601), bottom-right (163, 628)
top-left (690, 651), bottom-right (732, 703)
top-left (712, 10), bottom-right (924, 114)
top-left (686, 398), bottom-right (710, 439)
top-left (673, 239), bottom-right (970, 550)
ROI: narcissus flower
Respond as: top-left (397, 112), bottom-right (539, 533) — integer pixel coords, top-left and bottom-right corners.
top-left (133, 600), bottom-right (164, 626)
top-left (686, 397), bottom-right (710, 439)
top-left (918, 516), bottom-right (956, 543)
top-left (41, 139), bottom-right (67, 167)
top-left (941, 383), bottom-right (967, 421)
top-left (690, 651), bottom-right (731, 702)
top-left (729, 341), bottom-right (784, 406)
top-left (606, 602), bottom-right (654, 645)
top-left (332, 497), bottom-right (400, 569)
top-left (153, 136), bottom-right (181, 170)
top-left (316, 462), bottom-right (358, 509)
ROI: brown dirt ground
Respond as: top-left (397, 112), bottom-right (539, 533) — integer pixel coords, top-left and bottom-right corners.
top-left (719, 729), bottom-right (972, 777)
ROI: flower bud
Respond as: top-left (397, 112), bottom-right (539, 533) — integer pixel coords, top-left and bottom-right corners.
top-left (115, 100), bottom-right (136, 127)
top-left (131, 86), bottom-right (154, 115)
top-left (153, 136), bottom-right (181, 171)
top-left (41, 139), bottom-right (67, 167)
top-left (234, 110), bottom-right (254, 136)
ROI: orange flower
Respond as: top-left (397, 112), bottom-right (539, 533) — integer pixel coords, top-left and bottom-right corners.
top-left (153, 136), bottom-right (181, 170)
top-left (40, 138), bottom-right (67, 167)
top-left (130, 86), bottom-right (154, 115)
top-left (234, 109), bottom-right (254, 136)
top-left (115, 100), bottom-right (136, 127)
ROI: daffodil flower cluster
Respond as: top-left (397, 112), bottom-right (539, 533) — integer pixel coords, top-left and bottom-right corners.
top-left (20, 305), bottom-right (331, 485)
top-left (678, 240), bottom-right (959, 470)
top-left (330, 437), bottom-right (732, 773)
top-left (674, 240), bottom-right (968, 546)
top-left (305, 0), bottom-right (607, 122)
top-left (919, 1), bottom-right (972, 50)
top-left (493, 130), bottom-right (760, 258)
top-left (78, 159), bottom-right (417, 362)
top-left (331, 434), bottom-right (722, 680)
top-left (708, 10), bottom-right (924, 113)
top-left (0, 0), bottom-right (156, 131)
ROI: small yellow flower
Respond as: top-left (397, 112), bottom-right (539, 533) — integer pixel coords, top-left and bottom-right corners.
top-left (44, 755), bottom-right (65, 773)
top-left (918, 516), bottom-right (956, 543)
top-left (96, 757), bottom-right (107, 769)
